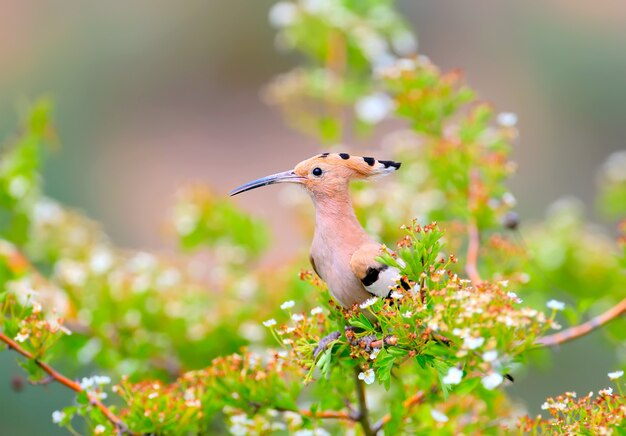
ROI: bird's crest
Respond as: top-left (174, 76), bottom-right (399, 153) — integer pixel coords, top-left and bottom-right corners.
top-left (294, 152), bottom-right (401, 179)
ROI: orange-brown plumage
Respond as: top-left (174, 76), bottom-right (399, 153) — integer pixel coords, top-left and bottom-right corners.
top-left (230, 152), bottom-right (402, 308)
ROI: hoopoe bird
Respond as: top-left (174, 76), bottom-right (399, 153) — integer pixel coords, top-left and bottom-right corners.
top-left (230, 152), bottom-right (406, 308)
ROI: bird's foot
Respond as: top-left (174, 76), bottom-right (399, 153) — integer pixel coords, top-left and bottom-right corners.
top-left (313, 331), bottom-right (341, 358)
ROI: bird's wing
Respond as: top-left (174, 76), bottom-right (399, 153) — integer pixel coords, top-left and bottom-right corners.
top-left (309, 254), bottom-right (322, 279)
top-left (350, 243), bottom-right (403, 298)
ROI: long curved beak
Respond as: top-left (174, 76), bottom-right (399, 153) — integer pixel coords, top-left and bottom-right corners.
top-left (229, 170), bottom-right (305, 196)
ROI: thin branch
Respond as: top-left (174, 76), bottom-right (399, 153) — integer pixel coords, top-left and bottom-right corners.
top-left (283, 387), bottom-right (429, 433)
top-left (274, 405), bottom-right (351, 420)
top-left (300, 409), bottom-right (351, 420)
top-left (537, 297), bottom-right (626, 347)
top-left (466, 170), bottom-right (482, 284)
top-left (0, 332), bottom-right (129, 433)
top-left (29, 375), bottom-right (55, 386)
top-left (466, 219), bottom-right (482, 284)
top-left (371, 390), bottom-right (426, 433)
top-left (353, 367), bottom-right (375, 436)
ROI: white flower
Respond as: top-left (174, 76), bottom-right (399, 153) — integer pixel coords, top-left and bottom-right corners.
top-left (8, 176), bottom-right (30, 199)
top-left (93, 375), bottom-right (111, 385)
top-left (310, 307), bottom-right (323, 315)
top-left (56, 260), bottom-right (87, 287)
top-left (430, 409), bottom-right (448, 423)
top-left (268, 2), bottom-right (298, 28)
top-left (355, 92), bottom-right (394, 124)
top-left (481, 373), bottom-right (504, 390)
top-left (283, 410), bottom-right (303, 426)
top-left (359, 297), bottom-right (378, 309)
top-left (397, 58), bottom-right (418, 71)
top-left (608, 370), bottom-right (624, 380)
top-left (294, 429), bottom-right (331, 436)
top-left (542, 401), bottom-right (567, 411)
top-left (369, 348), bottom-right (381, 360)
top-left (358, 369), bottom-right (375, 385)
top-left (464, 336), bottom-right (485, 350)
top-left (262, 318), bottom-right (277, 327)
top-left (442, 367), bottom-right (463, 385)
top-left (94, 424), bottom-right (106, 434)
top-left (401, 310), bottom-right (412, 318)
top-left (291, 313), bottom-right (305, 322)
top-left (52, 410), bottom-right (65, 424)
top-left (270, 422), bottom-right (286, 431)
top-left (546, 299), bottom-right (565, 311)
top-left (301, 0), bottom-right (333, 14)
top-left (599, 387), bottom-right (613, 396)
top-left (497, 112), bottom-right (518, 127)
top-left (157, 268), bottom-right (181, 290)
top-left (239, 322), bottom-right (264, 342)
top-left (389, 290), bottom-right (403, 299)
top-left (128, 252), bottom-right (157, 272)
top-left (79, 377), bottom-right (95, 390)
top-left (506, 291), bottom-right (522, 303)
top-left (90, 248), bottom-right (113, 274)
top-left (502, 192), bottom-right (517, 207)
top-left (604, 150), bottom-right (626, 183)
top-left (391, 30), bottom-right (417, 55)
top-left (280, 300), bottom-right (295, 310)
top-left (482, 350), bottom-right (498, 362)
top-left (184, 388), bottom-right (196, 401)
top-left (15, 332), bottom-right (29, 343)
top-left (33, 199), bottom-right (63, 225)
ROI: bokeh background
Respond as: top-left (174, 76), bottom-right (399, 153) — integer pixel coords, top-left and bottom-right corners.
top-left (1, 1), bottom-right (625, 433)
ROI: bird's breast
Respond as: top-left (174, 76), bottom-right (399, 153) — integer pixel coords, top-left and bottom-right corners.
top-left (310, 239), bottom-right (371, 307)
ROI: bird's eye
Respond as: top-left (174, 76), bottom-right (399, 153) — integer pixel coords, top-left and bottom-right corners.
top-left (312, 167), bottom-right (323, 177)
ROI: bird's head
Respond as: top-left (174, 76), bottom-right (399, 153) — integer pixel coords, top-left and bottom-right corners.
top-left (230, 152), bottom-right (401, 199)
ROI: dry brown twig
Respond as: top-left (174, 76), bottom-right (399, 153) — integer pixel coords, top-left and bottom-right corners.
top-left (466, 170), bottom-right (483, 285)
top-left (0, 331), bottom-right (129, 434)
top-left (372, 390), bottom-right (426, 433)
top-left (537, 297), bottom-right (626, 347)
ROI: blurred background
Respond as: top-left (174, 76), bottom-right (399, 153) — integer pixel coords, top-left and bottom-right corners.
top-left (1, 0), bottom-right (625, 433)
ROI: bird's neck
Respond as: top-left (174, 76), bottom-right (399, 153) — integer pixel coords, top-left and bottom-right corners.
top-left (312, 191), bottom-right (370, 245)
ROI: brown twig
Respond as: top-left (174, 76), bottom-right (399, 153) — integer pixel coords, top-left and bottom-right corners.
top-left (0, 331), bottom-right (129, 433)
top-left (466, 170), bottom-right (482, 284)
top-left (371, 390), bottom-right (426, 433)
top-left (300, 409), bottom-right (351, 420)
top-left (274, 405), bottom-right (351, 420)
top-left (353, 367), bottom-right (375, 436)
top-left (537, 297), bottom-right (626, 347)
top-left (466, 219), bottom-right (482, 284)
top-left (29, 375), bottom-right (55, 386)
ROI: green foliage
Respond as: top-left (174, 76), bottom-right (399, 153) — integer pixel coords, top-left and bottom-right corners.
top-left (173, 185), bottom-right (269, 259)
top-left (265, 0), bottom-right (415, 142)
top-left (598, 151), bottom-right (626, 218)
top-left (1, 1), bottom-right (625, 435)
top-left (0, 99), bottom-right (54, 245)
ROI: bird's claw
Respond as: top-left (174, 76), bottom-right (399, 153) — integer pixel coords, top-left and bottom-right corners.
top-left (313, 331), bottom-right (341, 358)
